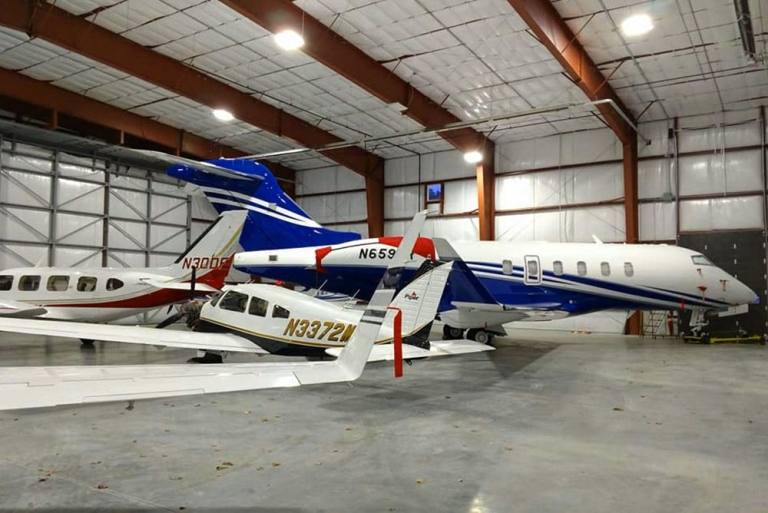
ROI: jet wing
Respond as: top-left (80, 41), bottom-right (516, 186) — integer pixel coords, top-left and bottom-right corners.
top-left (0, 318), bottom-right (265, 354)
top-left (325, 339), bottom-right (495, 362)
top-left (0, 300), bottom-right (47, 318)
top-left (141, 279), bottom-right (219, 293)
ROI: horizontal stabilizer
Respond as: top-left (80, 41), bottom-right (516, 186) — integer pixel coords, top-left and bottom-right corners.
top-left (0, 318), bottom-right (265, 354)
top-left (451, 301), bottom-right (562, 312)
top-left (325, 339), bottom-right (494, 362)
top-left (134, 150), bottom-right (263, 180)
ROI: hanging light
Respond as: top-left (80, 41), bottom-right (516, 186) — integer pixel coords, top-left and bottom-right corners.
top-left (464, 151), bottom-right (483, 164)
top-left (275, 29), bottom-right (305, 50)
top-left (621, 14), bottom-right (653, 37)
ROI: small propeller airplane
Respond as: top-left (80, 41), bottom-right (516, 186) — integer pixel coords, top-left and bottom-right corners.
top-left (0, 212), bottom-right (490, 411)
top-left (0, 210), bottom-right (248, 326)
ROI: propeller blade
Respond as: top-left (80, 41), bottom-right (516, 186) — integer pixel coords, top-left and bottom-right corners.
top-left (155, 312), bottom-right (184, 329)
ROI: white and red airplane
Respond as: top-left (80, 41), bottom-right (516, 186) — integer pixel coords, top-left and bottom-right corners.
top-left (0, 210), bottom-right (247, 323)
top-left (0, 212), bottom-right (490, 411)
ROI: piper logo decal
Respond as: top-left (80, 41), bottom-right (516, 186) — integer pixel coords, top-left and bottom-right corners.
top-left (283, 319), bottom-right (356, 342)
top-left (181, 255), bottom-right (233, 270)
top-left (404, 292), bottom-right (420, 301)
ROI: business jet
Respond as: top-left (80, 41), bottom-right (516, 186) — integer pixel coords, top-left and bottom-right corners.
top-left (144, 154), bottom-right (759, 344)
top-left (0, 210), bottom-right (247, 324)
top-left (0, 212), bottom-right (489, 411)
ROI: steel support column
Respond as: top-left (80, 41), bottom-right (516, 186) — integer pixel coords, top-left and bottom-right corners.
top-left (476, 141), bottom-right (496, 240)
top-left (365, 166), bottom-right (385, 238)
top-left (0, 0), bottom-right (382, 178)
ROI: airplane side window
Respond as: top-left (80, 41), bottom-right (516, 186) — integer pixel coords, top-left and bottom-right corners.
top-left (77, 277), bottom-right (98, 292)
top-left (577, 261), bottom-right (587, 277)
top-left (553, 261), bottom-right (563, 276)
top-left (106, 278), bottom-right (124, 291)
top-left (601, 262), bottom-right (610, 277)
top-left (248, 297), bottom-right (269, 317)
top-left (0, 275), bottom-right (12, 291)
top-left (273, 305), bottom-right (290, 319)
top-left (502, 259), bottom-right (513, 275)
top-left (527, 259), bottom-right (539, 277)
top-left (218, 291), bottom-right (248, 313)
top-left (46, 275), bottom-right (70, 291)
top-left (19, 275), bottom-right (40, 291)
top-left (624, 262), bottom-right (634, 277)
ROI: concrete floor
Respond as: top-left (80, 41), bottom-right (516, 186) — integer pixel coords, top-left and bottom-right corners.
top-left (0, 329), bottom-right (767, 512)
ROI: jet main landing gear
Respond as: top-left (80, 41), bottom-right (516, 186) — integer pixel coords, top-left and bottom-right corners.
top-left (442, 324), bottom-right (464, 340)
top-left (466, 328), bottom-right (495, 344)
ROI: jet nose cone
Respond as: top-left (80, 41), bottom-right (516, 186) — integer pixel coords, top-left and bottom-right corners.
top-left (735, 281), bottom-right (759, 306)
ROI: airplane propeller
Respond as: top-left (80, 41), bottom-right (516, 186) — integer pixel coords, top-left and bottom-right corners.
top-left (155, 267), bottom-right (202, 329)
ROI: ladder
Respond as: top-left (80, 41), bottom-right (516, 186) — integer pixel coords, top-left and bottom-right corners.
top-left (642, 310), bottom-right (668, 338)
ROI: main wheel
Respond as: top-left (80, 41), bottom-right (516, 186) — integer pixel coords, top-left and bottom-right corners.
top-left (442, 324), bottom-right (464, 340)
top-left (474, 330), bottom-right (493, 345)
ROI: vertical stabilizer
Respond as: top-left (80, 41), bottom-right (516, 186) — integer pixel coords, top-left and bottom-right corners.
top-left (166, 159), bottom-right (361, 251)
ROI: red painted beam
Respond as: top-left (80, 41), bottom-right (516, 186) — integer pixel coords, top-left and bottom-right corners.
top-left (0, 0), bottom-right (382, 178)
top-left (476, 141), bottom-right (496, 240)
top-left (0, 68), bottom-right (297, 194)
top-left (221, 0), bottom-right (487, 154)
top-left (506, 0), bottom-right (635, 144)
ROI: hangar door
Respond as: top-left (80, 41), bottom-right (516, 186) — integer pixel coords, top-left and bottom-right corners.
top-left (678, 231), bottom-right (767, 337)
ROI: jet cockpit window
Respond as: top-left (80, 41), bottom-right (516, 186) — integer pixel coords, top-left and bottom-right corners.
top-left (624, 262), bottom-right (634, 277)
top-left (273, 304), bottom-right (290, 318)
top-left (691, 255), bottom-right (714, 266)
top-left (553, 261), bottom-right (564, 276)
top-left (106, 278), bottom-right (124, 291)
top-left (47, 275), bottom-right (70, 291)
top-left (218, 290), bottom-right (248, 313)
top-left (77, 276), bottom-right (98, 292)
top-left (577, 261), bottom-right (587, 277)
top-left (601, 262), bottom-right (611, 276)
top-left (0, 275), bottom-right (12, 291)
top-left (248, 297), bottom-right (269, 317)
top-left (19, 275), bottom-right (40, 291)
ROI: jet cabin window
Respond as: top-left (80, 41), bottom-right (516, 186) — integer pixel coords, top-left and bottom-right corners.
top-left (47, 275), bottom-right (70, 291)
top-left (601, 262), bottom-right (611, 277)
top-left (553, 261), bottom-right (564, 276)
top-left (106, 278), bottom-right (124, 291)
top-left (502, 259), bottom-right (513, 275)
top-left (692, 255), bottom-right (714, 266)
top-left (77, 277), bottom-right (97, 292)
top-left (218, 291), bottom-right (248, 313)
top-left (577, 261), bottom-right (587, 277)
top-left (19, 275), bottom-right (40, 291)
top-left (249, 297), bottom-right (269, 317)
top-left (624, 262), bottom-right (634, 277)
top-left (273, 304), bottom-right (290, 319)
top-left (0, 275), bottom-right (12, 291)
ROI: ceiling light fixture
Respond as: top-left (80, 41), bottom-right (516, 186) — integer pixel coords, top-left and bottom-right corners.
top-left (621, 14), bottom-right (653, 37)
top-left (275, 29), bottom-right (305, 50)
top-left (464, 151), bottom-right (483, 164)
top-left (212, 109), bottom-right (234, 122)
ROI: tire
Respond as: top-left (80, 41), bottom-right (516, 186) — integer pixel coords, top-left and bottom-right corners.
top-left (442, 324), bottom-right (464, 340)
top-left (474, 330), bottom-right (492, 345)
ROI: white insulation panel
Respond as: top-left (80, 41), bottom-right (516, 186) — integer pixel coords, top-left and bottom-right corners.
top-left (495, 205), bottom-right (626, 243)
top-left (57, 178), bottom-right (104, 214)
top-left (298, 191), bottom-right (367, 225)
top-left (384, 150), bottom-right (477, 186)
top-left (639, 202), bottom-right (677, 241)
top-left (680, 196), bottom-right (764, 232)
top-left (296, 166), bottom-right (365, 195)
top-left (678, 150), bottom-right (763, 196)
top-left (0, 169), bottom-right (51, 207)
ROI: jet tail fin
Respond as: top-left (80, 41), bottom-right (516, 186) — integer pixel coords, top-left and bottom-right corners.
top-left (166, 158), bottom-right (361, 251)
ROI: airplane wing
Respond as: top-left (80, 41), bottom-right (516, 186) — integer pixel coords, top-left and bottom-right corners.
top-left (0, 300), bottom-right (47, 318)
top-left (0, 318), bottom-right (266, 354)
top-left (0, 211), bottom-right (434, 410)
top-left (141, 279), bottom-right (219, 293)
top-left (325, 339), bottom-right (494, 362)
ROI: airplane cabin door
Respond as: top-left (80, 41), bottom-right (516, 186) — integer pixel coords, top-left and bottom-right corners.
top-left (524, 255), bottom-right (542, 285)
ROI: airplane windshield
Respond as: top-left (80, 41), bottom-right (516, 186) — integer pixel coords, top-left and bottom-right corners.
top-left (0, 276), bottom-right (12, 291)
top-left (691, 255), bottom-right (714, 266)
